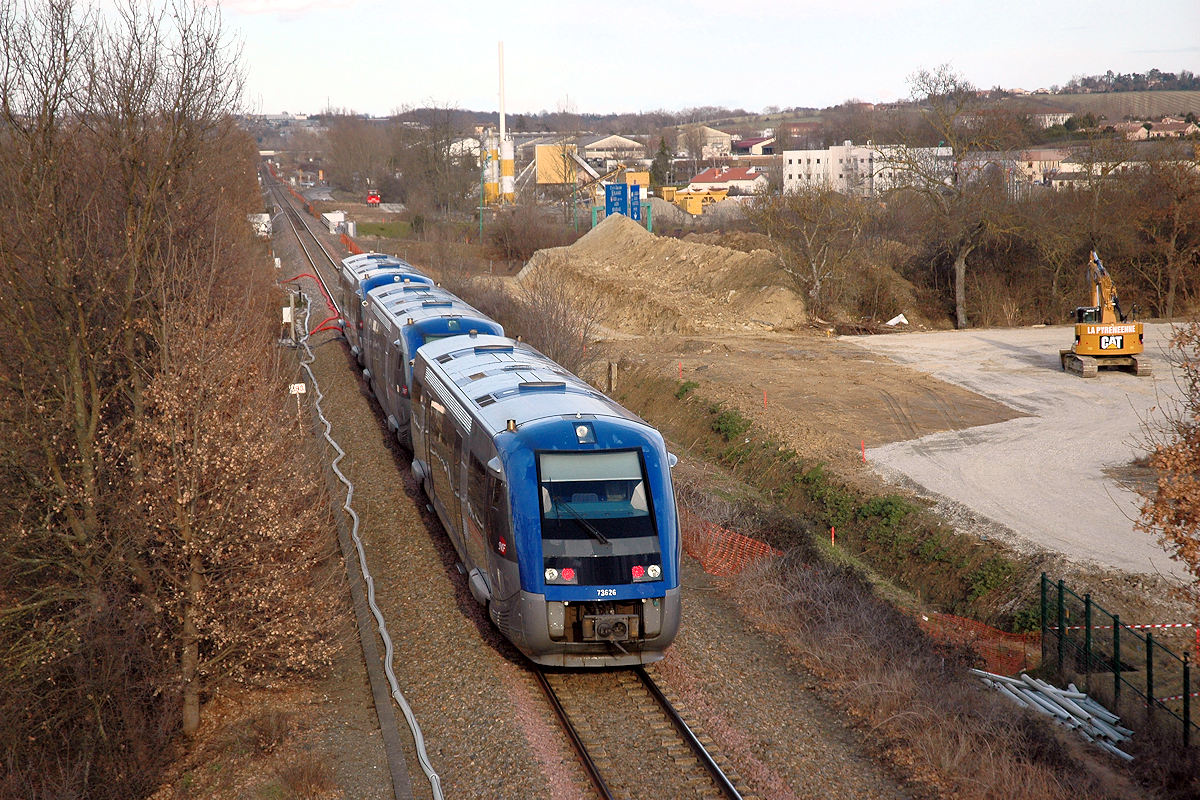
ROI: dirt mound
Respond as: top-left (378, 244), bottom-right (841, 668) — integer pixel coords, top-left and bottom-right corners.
top-left (683, 230), bottom-right (775, 253)
top-left (516, 214), bottom-right (806, 337)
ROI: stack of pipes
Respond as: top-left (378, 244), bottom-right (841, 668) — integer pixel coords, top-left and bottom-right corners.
top-left (972, 669), bottom-right (1134, 761)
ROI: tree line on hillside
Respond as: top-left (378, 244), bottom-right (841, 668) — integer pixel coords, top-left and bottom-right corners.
top-left (1063, 68), bottom-right (1200, 94)
top-left (0, 2), bottom-right (337, 798)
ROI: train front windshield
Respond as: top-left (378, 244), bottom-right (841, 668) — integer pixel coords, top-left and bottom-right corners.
top-left (538, 451), bottom-right (663, 586)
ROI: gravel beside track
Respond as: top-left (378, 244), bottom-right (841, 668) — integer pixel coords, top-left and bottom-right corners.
top-left (652, 560), bottom-right (914, 800)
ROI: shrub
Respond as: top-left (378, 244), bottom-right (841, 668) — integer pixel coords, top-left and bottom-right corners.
top-left (966, 556), bottom-right (1016, 601)
top-left (710, 405), bottom-right (752, 441)
top-left (675, 380), bottom-right (699, 399)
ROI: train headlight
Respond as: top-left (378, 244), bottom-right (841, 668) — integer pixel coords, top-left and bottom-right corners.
top-left (573, 422), bottom-right (595, 443)
top-left (647, 564), bottom-right (662, 579)
top-left (545, 568), bottom-right (558, 582)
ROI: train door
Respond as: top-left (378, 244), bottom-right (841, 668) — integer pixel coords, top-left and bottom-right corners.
top-left (365, 313), bottom-right (387, 403)
top-left (448, 430), bottom-right (465, 551)
top-left (428, 399), bottom-right (466, 558)
top-left (393, 347), bottom-right (417, 441)
top-left (362, 311), bottom-right (378, 380)
top-left (463, 452), bottom-right (488, 572)
top-left (381, 325), bottom-right (402, 422)
top-left (338, 269), bottom-right (355, 340)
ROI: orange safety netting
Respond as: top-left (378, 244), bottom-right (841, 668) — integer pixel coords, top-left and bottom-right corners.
top-left (679, 509), bottom-right (781, 576)
top-left (340, 233), bottom-right (364, 254)
top-left (919, 611), bottom-right (1040, 676)
top-left (678, 507), bottom-right (1037, 675)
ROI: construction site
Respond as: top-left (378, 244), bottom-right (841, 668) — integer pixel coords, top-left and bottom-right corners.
top-left (477, 214), bottom-right (1192, 601)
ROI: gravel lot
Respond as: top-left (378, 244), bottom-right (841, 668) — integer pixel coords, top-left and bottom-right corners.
top-left (844, 323), bottom-right (1188, 581)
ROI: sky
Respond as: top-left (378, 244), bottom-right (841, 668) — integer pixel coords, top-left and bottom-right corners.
top-left (220, 0), bottom-right (1200, 117)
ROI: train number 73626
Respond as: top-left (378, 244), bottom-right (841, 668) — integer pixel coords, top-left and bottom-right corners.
top-left (596, 588), bottom-right (617, 598)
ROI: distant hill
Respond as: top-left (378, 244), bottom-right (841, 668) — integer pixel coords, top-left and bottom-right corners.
top-left (1009, 90), bottom-right (1200, 121)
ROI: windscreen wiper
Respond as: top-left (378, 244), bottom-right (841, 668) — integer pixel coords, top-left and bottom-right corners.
top-left (557, 500), bottom-right (610, 545)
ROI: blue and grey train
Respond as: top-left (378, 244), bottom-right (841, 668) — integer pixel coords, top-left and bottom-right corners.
top-left (337, 253), bottom-right (433, 363)
top-left (358, 282), bottom-right (503, 448)
top-left (410, 334), bottom-right (681, 667)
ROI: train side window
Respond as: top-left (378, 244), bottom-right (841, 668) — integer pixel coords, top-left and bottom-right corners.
top-left (411, 377), bottom-right (423, 404)
top-left (467, 456), bottom-right (488, 527)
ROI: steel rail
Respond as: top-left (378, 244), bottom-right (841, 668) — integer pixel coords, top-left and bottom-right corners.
top-left (533, 669), bottom-right (616, 800)
top-left (635, 667), bottom-right (744, 800)
top-left (265, 175), bottom-right (342, 317)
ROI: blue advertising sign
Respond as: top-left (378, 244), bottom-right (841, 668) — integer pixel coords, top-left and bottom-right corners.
top-left (605, 183), bottom-right (628, 216)
top-left (629, 186), bottom-right (641, 221)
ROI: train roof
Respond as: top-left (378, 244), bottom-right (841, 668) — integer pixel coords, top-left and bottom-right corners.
top-left (367, 284), bottom-right (498, 330)
top-left (416, 334), bottom-right (643, 436)
top-left (358, 269), bottom-right (434, 296)
top-left (341, 252), bottom-right (425, 283)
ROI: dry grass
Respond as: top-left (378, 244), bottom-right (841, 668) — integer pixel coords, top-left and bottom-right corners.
top-left (728, 551), bottom-right (1148, 800)
top-left (277, 759), bottom-right (337, 800)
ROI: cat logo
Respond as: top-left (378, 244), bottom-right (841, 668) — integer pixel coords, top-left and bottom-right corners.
top-left (1100, 335), bottom-right (1124, 350)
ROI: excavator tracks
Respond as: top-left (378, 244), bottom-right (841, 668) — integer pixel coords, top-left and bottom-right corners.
top-left (1060, 350), bottom-right (1150, 378)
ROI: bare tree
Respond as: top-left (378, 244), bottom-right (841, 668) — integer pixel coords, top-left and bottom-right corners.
top-left (0, 3), bottom-right (337, 795)
top-left (878, 65), bottom-right (1022, 328)
top-left (1130, 148), bottom-right (1200, 318)
top-left (743, 187), bottom-right (867, 318)
top-left (326, 113), bottom-right (391, 194)
top-left (391, 104), bottom-right (478, 215)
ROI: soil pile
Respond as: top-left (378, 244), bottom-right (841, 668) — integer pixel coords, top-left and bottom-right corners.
top-left (515, 214), bottom-right (806, 337)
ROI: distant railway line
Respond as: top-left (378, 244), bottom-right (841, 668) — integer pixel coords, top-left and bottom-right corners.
top-left (266, 173), bottom-right (342, 309)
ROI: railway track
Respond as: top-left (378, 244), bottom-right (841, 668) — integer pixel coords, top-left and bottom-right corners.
top-left (265, 173), bottom-right (342, 311)
top-left (267, 172), bottom-right (745, 799)
top-left (536, 666), bottom-right (750, 800)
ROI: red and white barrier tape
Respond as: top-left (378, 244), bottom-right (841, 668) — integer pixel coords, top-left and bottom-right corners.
top-left (1052, 622), bottom-right (1195, 631)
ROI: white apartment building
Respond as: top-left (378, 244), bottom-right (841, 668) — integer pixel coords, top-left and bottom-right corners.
top-left (782, 141), bottom-right (952, 196)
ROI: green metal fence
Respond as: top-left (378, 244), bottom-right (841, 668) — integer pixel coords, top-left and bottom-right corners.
top-left (1041, 574), bottom-right (1197, 747)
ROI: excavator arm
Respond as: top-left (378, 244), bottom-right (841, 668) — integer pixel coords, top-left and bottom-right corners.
top-left (1089, 251), bottom-right (1124, 324)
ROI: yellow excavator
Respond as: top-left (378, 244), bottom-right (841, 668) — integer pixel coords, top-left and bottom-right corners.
top-left (1060, 251), bottom-right (1150, 378)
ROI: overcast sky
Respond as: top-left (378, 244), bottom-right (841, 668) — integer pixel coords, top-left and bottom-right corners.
top-left (223, 0), bottom-right (1200, 116)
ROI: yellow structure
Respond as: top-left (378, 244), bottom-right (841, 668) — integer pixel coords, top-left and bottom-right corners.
top-left (624, 170), bottom-right (649, 189)
top-left (665, 187), bottom-right (728, 215)
top-left (536, 143), bottom-right (581, 185)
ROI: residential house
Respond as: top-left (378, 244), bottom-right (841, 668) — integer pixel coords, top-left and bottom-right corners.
top-left (1112, 122), bottom-right (1150, 141)
top-left (1013, 148), bottom-right (1070, 184)
top-left (777, 121), bottom-right (823, 148)
top-left (732, 136), bottom-right (776, 156)
top-left (679, 124), bottom-right (734, 158)
top-left (687, 165), bottom-right (769, 194)
top-left (1148, 120), bottom-right (1199, 138)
